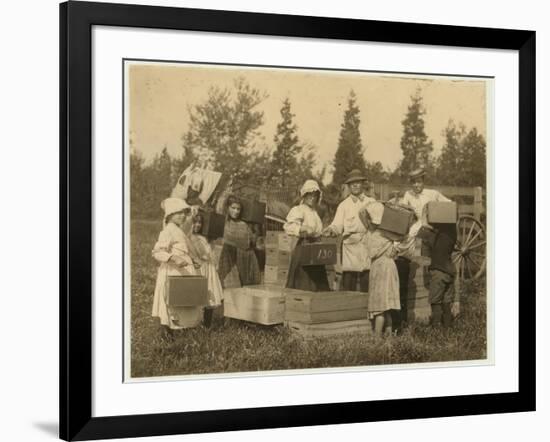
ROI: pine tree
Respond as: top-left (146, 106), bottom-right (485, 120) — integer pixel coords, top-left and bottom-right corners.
top-left (270, 98), bottom-right (301, 188)
top-left (332, 90), bottom-right (366, 185)
top-left (398, 88), bottom-right (434, 181)
top-left (437, 120), bottom-right (466, 186)
top-left (460, 127), bottom-right (486, 187)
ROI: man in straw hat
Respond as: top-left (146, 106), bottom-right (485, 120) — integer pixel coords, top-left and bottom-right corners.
top-left (323, 169), bottom-right (375, 292)
top-left (401, 167), bottom-right (459, 327)
top-left (402, 167), bottom-right (451, 237)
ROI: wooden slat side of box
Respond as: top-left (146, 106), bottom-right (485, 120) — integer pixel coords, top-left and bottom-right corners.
top-left (286, 319), bottom-right (372, 339)
top-left (285, 308), bottom-right (368, 324)
top-left (223, 301), bottom-right (284, 325)
top-left (285, 291), bottom-right (368, 313)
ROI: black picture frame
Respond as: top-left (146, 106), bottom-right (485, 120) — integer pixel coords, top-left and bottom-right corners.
top-left (60, 1), bottom-right (536, 440)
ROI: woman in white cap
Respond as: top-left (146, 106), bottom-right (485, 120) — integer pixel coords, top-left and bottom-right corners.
top-left (284, 180), bottom-right (330, 291)
top-left (361, 201), bottom-right (402, 337)
top-left (152, 197), bottom-right (201, 333)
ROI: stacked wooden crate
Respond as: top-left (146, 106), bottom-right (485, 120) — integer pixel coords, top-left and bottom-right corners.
top-left (264, 231), bottom-right (296, 286)
top-left (284, 290), bottom-right (371, 339)
top-left (405, 255), bottom-right (431, 322)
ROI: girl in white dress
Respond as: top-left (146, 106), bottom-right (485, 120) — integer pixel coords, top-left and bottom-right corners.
top-left (152, 198), bottom-right (201, 331)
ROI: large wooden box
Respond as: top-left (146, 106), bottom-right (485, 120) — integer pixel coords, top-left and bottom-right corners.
top-left (199, 210), bottom-right (225, 239)
top-left (286, 319), bottom-right (372, 340)
top-left (426, 201), bottom-right (457, 224)
top-left (166, 275), bottom-right (208, 306)
top-left (223, 285), bottom-right (286, 325)
top-left (298, 242), bottom-right (337, 266)
top-left (240, 199), bottom-right (266, 224)
top-left (379, 205), bottom-right (415, 235)
top-left (285, 290), bottom-right (368, 324)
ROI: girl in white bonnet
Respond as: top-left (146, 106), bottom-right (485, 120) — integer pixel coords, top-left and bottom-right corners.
top-left (283, 180), bottom-right (330, 291)
top-left (151, 198), bottom-right (201, 335)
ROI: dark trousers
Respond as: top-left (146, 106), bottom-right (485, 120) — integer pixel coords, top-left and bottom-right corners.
top-left (342, 271), bottom-right (369, 292)
top-left (392, 257), bottom-right (411, 331)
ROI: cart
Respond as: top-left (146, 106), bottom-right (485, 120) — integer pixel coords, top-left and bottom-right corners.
top-left (452, 215), bottom-right (486, 281)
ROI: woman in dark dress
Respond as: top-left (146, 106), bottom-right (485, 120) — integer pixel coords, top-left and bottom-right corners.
top-left (283, 180), bottom-right (330, 292)
top-left (218, 196), bottom-right (261, 288)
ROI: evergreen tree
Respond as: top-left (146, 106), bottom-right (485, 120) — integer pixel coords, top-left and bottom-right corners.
top-left (460, 127), bottom-right (486, 187)
top-left (436, 121), bottom-right (486, 187)
top-left (398, 88), bottom-right (434, 180)
top-left (437, 120), bottom-right (466, 185)
top-left (270, 98), bottom-right (301, 188)
top-left (332, 90), bottom-right (366, 185)
top-left (181, 77), bottom-right (268, 184)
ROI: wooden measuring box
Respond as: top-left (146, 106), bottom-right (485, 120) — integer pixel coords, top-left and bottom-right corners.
top-left (240, 199), bottom-right (266, 224)
top-left (298, 242), bottom-right (337, 266)
top-left (426, 201), bottom-right (457, 224)
top-left (379, 204), bottom-right (415, 235)
top-left (199, 210), bottom-right (225, 240)
top-left (165, 275), bottom-right (208, 307)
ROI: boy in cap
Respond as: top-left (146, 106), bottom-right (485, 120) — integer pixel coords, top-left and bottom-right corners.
top-left (323, 169), bottom-right (375, 292)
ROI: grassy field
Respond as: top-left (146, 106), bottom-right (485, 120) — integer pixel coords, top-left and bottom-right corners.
top-left (130, 220), bottom-right (487, 379)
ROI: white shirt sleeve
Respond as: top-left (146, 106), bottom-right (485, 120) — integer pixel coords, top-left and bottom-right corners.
top-left (328, 201), bottom-right (345, 235)
top-left (283, 206), bottom-right (304, 237)
top-left (152, 228), bottom-right (173, 263)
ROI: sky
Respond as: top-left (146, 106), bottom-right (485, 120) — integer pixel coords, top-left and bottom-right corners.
top-left (128, 62), bottom-right (488, 177)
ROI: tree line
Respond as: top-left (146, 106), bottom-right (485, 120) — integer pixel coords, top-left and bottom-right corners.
top-left (131, 78), bottom-right (486, 219)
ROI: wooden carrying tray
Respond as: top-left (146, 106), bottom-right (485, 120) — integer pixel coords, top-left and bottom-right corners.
top-left (165, 275), bottom-right (208, 307)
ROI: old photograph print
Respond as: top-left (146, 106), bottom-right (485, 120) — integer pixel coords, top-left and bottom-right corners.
top-left (125, 60), bottom-right (489, 380)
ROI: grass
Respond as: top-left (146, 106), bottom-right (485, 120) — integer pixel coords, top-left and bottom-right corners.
top-left (130, 220), bottom-right (487, 378)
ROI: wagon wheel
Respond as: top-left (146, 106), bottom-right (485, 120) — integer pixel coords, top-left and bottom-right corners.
top-left (453, 215), bottom-right (486, 281)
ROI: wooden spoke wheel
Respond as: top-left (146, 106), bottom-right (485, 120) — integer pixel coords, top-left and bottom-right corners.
top-left (453, 215), bottom-right (486, 281)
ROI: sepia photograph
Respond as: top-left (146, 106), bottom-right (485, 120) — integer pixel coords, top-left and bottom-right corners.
top-left (125, 60), bottom-right (490, 380)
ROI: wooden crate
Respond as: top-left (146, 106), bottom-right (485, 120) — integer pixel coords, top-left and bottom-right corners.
top-left (223, 285), bottom-right (286, 325)
top-left (265, 247), bottom-right (279, 266)
top-left (165, 276), bottom-right (208, 306)
top-left (285, 290), bottom-right (368, 324)
top-left (240, 199), bottom-right (266, 224)
top-left (285, 290), bottom-right (368, 312)
top-left (265, 231), bottom-right (279, 247)
top-left (298, 242), bottom-right (337, 266)
top-left (264, 265), bottom-right (278, 284)
top-left (286, 319), bottom-right (372, 339)
top-left (277, 250), bottom-right (291, 267)
top-left (380, 205), bottom-right (415, 235)
top-left (285, 308), bottom-right (368, 324)
top-left (427, 201), bottom-right (457, 224)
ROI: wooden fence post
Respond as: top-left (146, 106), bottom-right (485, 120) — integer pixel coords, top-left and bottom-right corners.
top-left (473, 186), bottom-right (483, 221)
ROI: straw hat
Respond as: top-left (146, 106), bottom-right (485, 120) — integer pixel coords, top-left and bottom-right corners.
top-left (409, 168), bottom-right (426, 181)
top-left (344, 169), bottom-right (368, 184)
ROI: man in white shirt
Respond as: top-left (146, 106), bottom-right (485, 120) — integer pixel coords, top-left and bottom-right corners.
top-left (323, 169), bottom-right (375, 292)
top-left (402, 168), bottom-right (451, 237)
